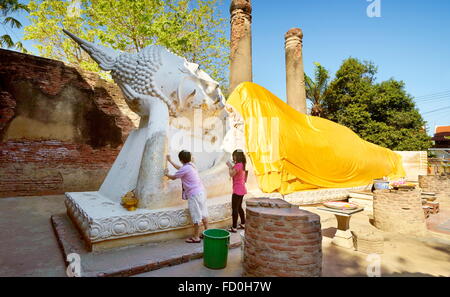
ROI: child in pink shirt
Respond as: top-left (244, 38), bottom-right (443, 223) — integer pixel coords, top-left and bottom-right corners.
top-left (226, 149), bottom-right (247, 233)
top-left (165, 150), bottom-right (209, 243)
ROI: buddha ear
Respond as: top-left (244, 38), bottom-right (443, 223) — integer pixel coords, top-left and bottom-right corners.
top-left (177, 76), bottom-right (199, 109)
top-left (184, 89), bottom-right (196, 108)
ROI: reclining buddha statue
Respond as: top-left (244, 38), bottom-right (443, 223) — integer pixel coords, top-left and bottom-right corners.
top-left (225, 82), bottom-right (406, 195)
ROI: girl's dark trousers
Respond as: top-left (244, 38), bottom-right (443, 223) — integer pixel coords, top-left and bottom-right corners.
top-left (232, 193), bottom-right (246, 228)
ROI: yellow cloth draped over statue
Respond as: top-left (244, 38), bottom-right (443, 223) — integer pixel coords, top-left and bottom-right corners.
top-left (227, 82), bottom-right (406, 195)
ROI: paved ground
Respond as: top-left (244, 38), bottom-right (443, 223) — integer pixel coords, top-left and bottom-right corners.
top-left (134, 248), bottom-right (244, 277)
top-left (1, 195), bottom-right (449, 277)
top-left (51, 213), bottom-right (242, 277)
top-left (0, 195), bottom-right (67, 277)
top-left (426, 198), bottom-right (450, 238)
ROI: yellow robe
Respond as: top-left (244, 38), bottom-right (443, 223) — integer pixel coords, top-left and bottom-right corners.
top-left (227, 82), bottom-right (406, 194)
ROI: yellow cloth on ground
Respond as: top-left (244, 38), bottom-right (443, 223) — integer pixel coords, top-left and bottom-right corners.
top-left (227, 82), bottom-right (406, 195)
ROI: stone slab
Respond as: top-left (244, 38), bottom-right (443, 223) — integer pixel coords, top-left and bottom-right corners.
top-left (51, 214), bottom-right (241, 277)
top-left (348, 191), bottom-right (373, 200)
top-left (248, 185), bottom-right (371, 206)
top-left (317, 207), bottom-right (364, 217)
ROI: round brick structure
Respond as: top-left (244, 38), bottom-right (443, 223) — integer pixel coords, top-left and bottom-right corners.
top-left (373, 189), bottom-right (427, 236)
top-left (351, 225), bottom-right (384, 254)
top-left (243, 198), bottom-right (322, 277)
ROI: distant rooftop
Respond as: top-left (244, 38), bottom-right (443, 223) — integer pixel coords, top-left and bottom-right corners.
top-left (435, 126), bottom-right (450, 134)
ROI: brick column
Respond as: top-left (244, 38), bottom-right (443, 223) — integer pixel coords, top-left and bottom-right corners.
top-left (243, 198), bottom-right (322, 277)
top-left (373, 189), bottom-right (427, 236)
top-left (229, 0), bottom-right (252, 93)
top-left (285, 28), bottom-right (307, 113)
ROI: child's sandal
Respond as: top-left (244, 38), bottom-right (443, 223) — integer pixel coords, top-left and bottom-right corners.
top-left (228, 227), bottom-right (237, 233)
top-left (185, 237), bottom-right (201, 243)
top-left (238, 224), bottom-right (245, 230)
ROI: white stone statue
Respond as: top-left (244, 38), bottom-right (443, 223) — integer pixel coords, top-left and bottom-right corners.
top-left (63, 30), bottom-right (227, 209)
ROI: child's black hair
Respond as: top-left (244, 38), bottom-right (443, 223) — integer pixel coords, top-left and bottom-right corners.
top-left (232, 150), bottom-right (246, 170)
top-left (178, 150), bottom-right (192, 164)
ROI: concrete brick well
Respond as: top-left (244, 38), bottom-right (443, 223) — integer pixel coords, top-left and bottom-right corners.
top-left (373, 189), bottom-right (427, 236)
top-left (243, 198), bottom-right (322, 277)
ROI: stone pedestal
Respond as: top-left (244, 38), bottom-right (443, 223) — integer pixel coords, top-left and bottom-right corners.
top-left (243, 198), bottom-right (322, 277)
top-left (333, 215), bottom-right (354, 249)
top-left (373, 189), bottom-right (427, 236)
top-left (65, 192), bottom-right (233, 252)
top-left (317, 206), bottom-right (363, 249)
top-left (285, 28), bottom-right (307, 114)
top-left (229, 0), bottom-right (252, 93)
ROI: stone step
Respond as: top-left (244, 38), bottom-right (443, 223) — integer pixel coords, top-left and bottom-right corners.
top-left (51, 214), bottom-right (242, 277)
top-left (348, 191), bottom-right (373, 200)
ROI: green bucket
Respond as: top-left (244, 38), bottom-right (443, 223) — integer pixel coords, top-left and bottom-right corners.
top-left (203, 229), bottom-right (230, 269)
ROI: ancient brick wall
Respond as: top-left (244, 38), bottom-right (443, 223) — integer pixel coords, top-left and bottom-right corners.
top-left (0, 49), bottom-right (137, 197)
top-left (243, 198), bottom-right (322, 277)
top-left (373, 189), bottom-right (427, 236)
top-left (419, 175), bottom-right (450, 195)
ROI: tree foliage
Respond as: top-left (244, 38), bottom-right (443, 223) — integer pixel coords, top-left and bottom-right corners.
top-left (305, 62), bottom-right (329, 117)
top-left (0, 0), bottom-right (29, 52)
top-left (24, 0), bottom-right (229, 87)
top-left (322, 57), bottom-right (431, 151)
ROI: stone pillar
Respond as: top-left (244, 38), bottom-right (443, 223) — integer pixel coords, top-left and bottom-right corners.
top-left (229, 0), bottom-right (252, 93)
top-left (243, 198), bottom-right (322, 277)
top-left (285, 28), bottom-right (307, 113)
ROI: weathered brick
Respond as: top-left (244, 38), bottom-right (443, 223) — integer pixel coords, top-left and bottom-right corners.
top-left (269, 244), bottom-right (297, 252)
top-left (243, 197), bottom-right (322, 277)
top-left (263, 225), bottom-right (291, 233)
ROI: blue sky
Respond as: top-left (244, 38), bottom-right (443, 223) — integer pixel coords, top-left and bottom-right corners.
top-left (2, 0), bottom-right (449, 135)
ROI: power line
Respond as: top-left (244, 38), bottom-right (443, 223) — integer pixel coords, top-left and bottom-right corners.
top-left (422, 106), bottom-right (450, 115)
top-left (415, 95), bottom-right (450, 102)
top-left (415, 90), bottom-right (450, 100)
top-left (416, 100), bottom-right (450, 108)
top-left (416, 93), bottom-right (450, 101)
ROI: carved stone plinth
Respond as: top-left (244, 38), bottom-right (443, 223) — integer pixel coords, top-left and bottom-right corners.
top-left (65, 192), bottom-right (233, 252)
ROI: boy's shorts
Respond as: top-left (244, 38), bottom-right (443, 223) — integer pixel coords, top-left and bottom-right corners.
top-left (188, 191), bottom-right (208, 224)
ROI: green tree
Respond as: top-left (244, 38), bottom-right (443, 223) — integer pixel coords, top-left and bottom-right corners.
top-left (305, 62), bottom-right (329, 117)
top-left (0, 0), bottom-right (29, 52)
top-left (323, 57), bottom-right (431, 151)
top-left (24, 0), bottom-right (229, 87)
